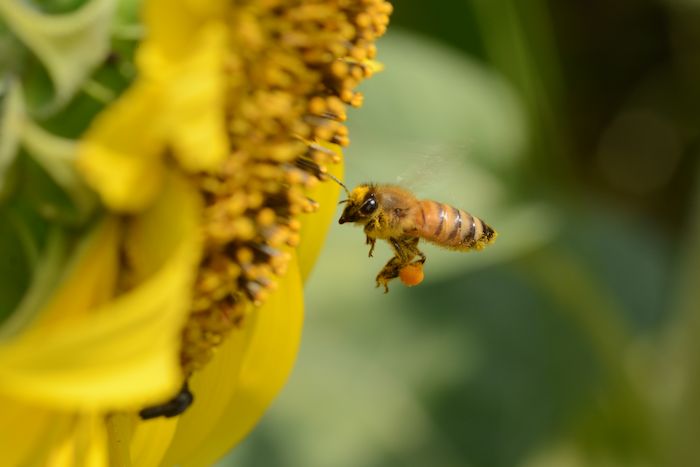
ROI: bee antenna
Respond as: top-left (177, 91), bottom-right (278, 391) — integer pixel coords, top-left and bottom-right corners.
top-left (325, 172), bottom-right (350, 197)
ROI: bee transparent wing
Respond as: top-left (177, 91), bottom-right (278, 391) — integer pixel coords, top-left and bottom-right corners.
top-left (345, 138), bottom-right (498, 210)
top-left (390, 143), bottom-right (492, 207)
top-left (384, 142), bottom-right (471, 195)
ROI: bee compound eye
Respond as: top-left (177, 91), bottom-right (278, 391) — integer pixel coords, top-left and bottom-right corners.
top-left (360, 197), bottom-right (378, 215)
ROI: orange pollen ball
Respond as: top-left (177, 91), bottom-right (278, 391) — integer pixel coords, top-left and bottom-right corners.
top-left (399, 263), bottom-right (424, 287)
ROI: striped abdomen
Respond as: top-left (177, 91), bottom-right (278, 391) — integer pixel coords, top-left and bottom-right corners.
top-left (415, 200), bottom-right (497, 251)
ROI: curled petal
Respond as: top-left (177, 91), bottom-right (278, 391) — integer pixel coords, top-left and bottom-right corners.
top-left (78, 20), bottom-right (229, 213)
top-left (76, 82), bottom-right (166, 212)
top-left (157, 23), bottom-right (229, 172)
top-left (137, 0), bottom-right (229, 173)
top-left (141, 0), bottom-right (227, 60)
top-left (0, 171), bottom-right (202, 410)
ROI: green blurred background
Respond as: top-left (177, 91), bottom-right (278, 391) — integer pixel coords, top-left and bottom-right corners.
top-left (224, 1), bottom-right (700, 466)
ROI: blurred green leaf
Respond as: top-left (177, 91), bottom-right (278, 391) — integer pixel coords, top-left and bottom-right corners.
top-left (350, 28), bottom-right (527, 171)
top-left (21, 118), bottom-right (95, 221)
top-left (0, 224), bottom-right (67, 338)
top-left (30, 0), bottom-right (90, 14)
top-left (661, 162), bottom-right (700, 467)
top-left (17, 151), bottom-right (93, 225)
top-left (526, 248), bottom-right (660, 466)
top-left (39, 38), bottom-right (136, 139)
top-left (0, 0), bottom-right (116, 115)
top-left (554, 204), bottom-right (673, 331)
top-left (0, 210), bottom-right (34, 323)
top-left (471, 0), bottom-right (569, 178)
top-left (0, 15), bottom-right (24, 76)
top-left (0, 79), bottom-right (95, 222)
top-left (0, 79), bottom-right (21, 200)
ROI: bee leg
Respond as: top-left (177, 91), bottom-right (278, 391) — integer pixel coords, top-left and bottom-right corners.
top-left (394, 237), bottom-right (424, 264)
top-left (376, 256), bottom-right (403, 293)
top-left (366, 236), bottom-right (376, 257)
top-left (376, 237), bottom-right (419, 293)
top-left (363, 222), bottom-right (379, 257)
top-left (390, 237), bottom-right (417, 260)
top-left (403, 237), bottom-right (426, 265)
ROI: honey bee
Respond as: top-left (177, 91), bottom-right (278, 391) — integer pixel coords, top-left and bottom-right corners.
top-left (338, 183), bottom-right (497, 292)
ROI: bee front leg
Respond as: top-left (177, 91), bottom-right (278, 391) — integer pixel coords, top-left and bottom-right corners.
top-left (363, 222), bottom-right (379, 258)
top-left (366, 236), bottom-right (376, 258)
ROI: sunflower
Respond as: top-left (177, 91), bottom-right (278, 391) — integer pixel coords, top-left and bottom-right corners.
top-left (0, 0), bottom-right (391, 464)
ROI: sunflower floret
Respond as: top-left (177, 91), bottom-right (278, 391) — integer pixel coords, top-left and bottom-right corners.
top-left (181, 0), bottom-right (392, 373)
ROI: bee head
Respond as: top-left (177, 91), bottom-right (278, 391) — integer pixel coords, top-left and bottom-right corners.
top-left (338, 184), bottom-right (379, 224)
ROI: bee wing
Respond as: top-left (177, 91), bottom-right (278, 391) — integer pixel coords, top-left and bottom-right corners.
top-left (392, 143), bottom-right (472, 195)
top-left (379, 142), bottom-right (499, 210)
top-left (393, 145), bottom-right (446, 190)
top-left (345, 139), bottom-right (500, 211)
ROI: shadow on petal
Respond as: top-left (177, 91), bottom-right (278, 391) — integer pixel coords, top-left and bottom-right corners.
top-left (160, 252), bottom-right (304, 467)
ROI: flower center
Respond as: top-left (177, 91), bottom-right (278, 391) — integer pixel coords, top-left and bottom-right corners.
top-left (181, 0), bottom-right (393, 372)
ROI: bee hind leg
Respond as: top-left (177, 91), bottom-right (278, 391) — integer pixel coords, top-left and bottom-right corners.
top-left (376, 237), bottom-right (422, 293)
top-left (395, 237), bottom-right (425, 266)
top-left (376, 256), bottom-right (404, 293)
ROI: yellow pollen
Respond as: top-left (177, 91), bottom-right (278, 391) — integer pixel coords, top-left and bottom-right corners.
top-left (288, 219), bottom-right (302, 231)
top-left (331, 60), bottom-right (350, 78)
top-left (256, 208), bottom-right (276, 227)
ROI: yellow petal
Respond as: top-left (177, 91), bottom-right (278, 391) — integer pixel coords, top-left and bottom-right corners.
top-left (25, 216), bottom-right (119, 332)
top-left (141, 0), bottom-right (226, 60)
top-left (0, 407), bottom-right (109, 467)
top-left (156, 306), bottom-right (257, 466)
top-left (166, 23), bottom-right (229, 172)
top-left (136, 0), bottom-right (229, 173)
top-left (160, 252), bottom-right (304, 467)
top-left (105, 411), bottom-right (178, 467)
top-left (47, 413), bottom-right (108, 467)
top-left (76, 81), bottom-right (166, 212)
top-left (297, 149), bottom-right (343, 282)
top-left (0, 171), bottom-right (202, 410)
top-left (129, 415), bottom-right (179, 467)
top-left (77, 0), bottom-right (231, 211)
top-left (0, 396), bottom-right (71, 466)
top-left (105, 413), bottom-right (132, 467)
